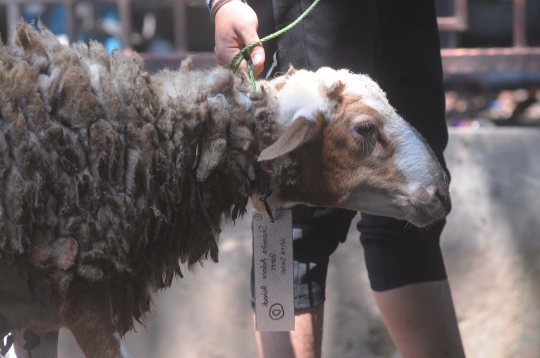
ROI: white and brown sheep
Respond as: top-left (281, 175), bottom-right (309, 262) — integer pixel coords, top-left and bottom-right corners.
top-left (0, 21), bottom-right (450, 358)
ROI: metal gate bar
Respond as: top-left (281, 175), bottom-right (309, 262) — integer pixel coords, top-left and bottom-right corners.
top-left (1, 0), bottom-right (539, 74)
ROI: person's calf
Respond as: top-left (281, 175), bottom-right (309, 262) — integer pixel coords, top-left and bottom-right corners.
top-left (254, 304), bottom-right (324, 358)
top-left (373, 280), bottom-right (466, 358)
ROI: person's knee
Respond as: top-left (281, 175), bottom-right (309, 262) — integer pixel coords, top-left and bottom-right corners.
top-left (358, 214), bottom-right (447, 291)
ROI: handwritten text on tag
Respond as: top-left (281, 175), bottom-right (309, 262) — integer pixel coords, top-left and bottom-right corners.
top-left (253, 210), bottom-right (294, 331)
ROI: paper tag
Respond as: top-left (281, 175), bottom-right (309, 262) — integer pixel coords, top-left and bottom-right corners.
top-left (253, 210), bottom-right (294, 331)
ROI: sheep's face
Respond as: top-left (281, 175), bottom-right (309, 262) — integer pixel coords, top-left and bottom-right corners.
top-left (261, 67), bottom-right (450, 227)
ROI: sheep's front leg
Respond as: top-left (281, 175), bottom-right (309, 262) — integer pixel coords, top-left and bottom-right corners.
top-left (12, 330), bottom-right (58, 358)
top-left (59, 280), bottom-right (130, 358)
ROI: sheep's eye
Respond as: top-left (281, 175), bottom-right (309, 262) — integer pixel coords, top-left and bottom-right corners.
top-left (355, 123), bottom-right (374, 136)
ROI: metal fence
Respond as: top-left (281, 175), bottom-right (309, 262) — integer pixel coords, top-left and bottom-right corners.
top-left (1, 0), bottom-right (539, 74)
top-left (440, 0), bottom-right (540, 74)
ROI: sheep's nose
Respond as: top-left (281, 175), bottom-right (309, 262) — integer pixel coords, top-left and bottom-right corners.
top-left (434, 185), bottom-right (451, 213)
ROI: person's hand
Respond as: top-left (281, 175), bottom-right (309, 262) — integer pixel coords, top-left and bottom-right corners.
top-left (214, 1), bottom-right (265, 76)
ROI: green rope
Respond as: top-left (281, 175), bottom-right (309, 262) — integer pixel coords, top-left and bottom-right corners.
top-left (247, 60), bottom-right (257, 92)
top-left (229, 0), bottom-right (321, 91)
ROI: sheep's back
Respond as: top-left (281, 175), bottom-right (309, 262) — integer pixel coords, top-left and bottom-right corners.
top-left (0, 21), bottom-right (254, 333)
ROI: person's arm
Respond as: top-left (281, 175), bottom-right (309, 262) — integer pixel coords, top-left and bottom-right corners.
top-left (211, 0), bottom-right (266, 76)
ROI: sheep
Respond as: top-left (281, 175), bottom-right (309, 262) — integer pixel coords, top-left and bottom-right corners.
top-left (0, 21), bottom-right (450, 358)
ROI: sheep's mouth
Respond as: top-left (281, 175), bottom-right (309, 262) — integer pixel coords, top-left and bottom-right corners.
top-left (405, 199), bottom-right (448, 228)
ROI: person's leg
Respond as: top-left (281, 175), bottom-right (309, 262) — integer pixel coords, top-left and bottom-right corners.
top-left (373, 281), bottom-right (464, 358)
top-left (249, 2), bottom-right (359, 356)
top-left (358, 1), bottom-right (465, 356)
top-left (254, 0), bottom-right (464, 356)
top-left (359, 214), bottom-right (465, 357)
top-left (255, 305), bottom-right (324, 358)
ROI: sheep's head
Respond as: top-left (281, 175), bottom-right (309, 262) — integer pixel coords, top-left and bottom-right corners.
top-left (260, 67), bottom-right (450, 227)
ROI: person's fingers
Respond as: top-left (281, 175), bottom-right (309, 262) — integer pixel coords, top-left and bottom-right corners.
top-left (237, 59), bottom-right (248, 71)
top-left (218, 47), bottom-right (263, 76)
top-left (219, 45), bottom-right (263, 75)
top-left (215, 46), bottom-right (237, 67)
top-left (238, 30), bottom-right (265, 76)
top-left (216, 48), bottom-right (251, 74)
top-left (248, 44), bottom-right (265, 77)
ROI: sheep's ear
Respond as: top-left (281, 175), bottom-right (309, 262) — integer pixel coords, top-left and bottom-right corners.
top-left (327, 80), bottom-right (345, 100)
top-left (258, 116), bottom-right (322, 162)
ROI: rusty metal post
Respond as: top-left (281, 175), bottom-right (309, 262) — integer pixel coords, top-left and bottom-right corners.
top-left (118, 0), bottom-right (132, 50)
top-left (63, 0), bottom-right (76, 44)
top-left (455, 0), bottom-right (468, 29)
top-left (437, 0), bottom-right (468, 32)
top-left (173, 0), bottom-right (187, 51)
top-left (6, 0), bottom-right (21, 41)
top-left (513, 0), bottom-right (527, 47)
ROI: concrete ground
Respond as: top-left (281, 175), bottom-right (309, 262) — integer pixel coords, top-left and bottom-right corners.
top-left (55, 128), bottom-right (540, 358)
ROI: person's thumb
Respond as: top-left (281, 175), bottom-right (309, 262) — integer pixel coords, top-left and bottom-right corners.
top-left (239, 30), bottom-right (265, 77)
top-left (248, 44), bottom-right (265, 77)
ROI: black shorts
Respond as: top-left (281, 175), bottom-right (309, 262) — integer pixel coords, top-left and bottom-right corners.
top-left (250, 0), bottom-right (449, 309)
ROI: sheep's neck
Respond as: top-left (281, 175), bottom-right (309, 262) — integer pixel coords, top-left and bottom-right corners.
top-left (257, 128), bottom-right (345, 210)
